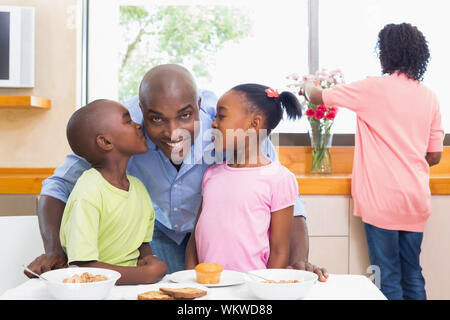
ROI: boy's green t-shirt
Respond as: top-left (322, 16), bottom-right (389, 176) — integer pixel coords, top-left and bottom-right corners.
top-left (60, 168), bottom-right (155, 267)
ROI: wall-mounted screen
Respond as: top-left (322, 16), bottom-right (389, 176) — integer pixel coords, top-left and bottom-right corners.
top-left (0, 12), bottom-right (10, 80)
top-left (0, 6), bottom-right (34, 88)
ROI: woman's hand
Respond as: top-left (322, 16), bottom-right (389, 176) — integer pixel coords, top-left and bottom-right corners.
top-left (299, 80), bottom-right (324, 105)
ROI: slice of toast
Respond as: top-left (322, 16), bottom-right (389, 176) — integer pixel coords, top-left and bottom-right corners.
top-left (137, 290), bottom-right (175, 300)
top-left (159, 287), bottom-right (207, 299)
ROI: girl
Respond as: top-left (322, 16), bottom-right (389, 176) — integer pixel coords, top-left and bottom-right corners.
top-left (185, 84), bottom-right (302, 272)
top-left (302, 23), bottom-right (444, 300)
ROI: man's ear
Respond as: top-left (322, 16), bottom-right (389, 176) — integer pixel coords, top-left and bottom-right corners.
top-left (197, 96), bottom-right (202, 110)
top-left (96, 135), bottom-right (113, 151)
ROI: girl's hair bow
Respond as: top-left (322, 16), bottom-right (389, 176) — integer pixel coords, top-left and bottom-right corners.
top-left (265, 88), bottom-right (279, 98)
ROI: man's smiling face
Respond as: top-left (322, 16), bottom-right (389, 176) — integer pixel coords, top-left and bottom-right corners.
top-left (140, 83), bottom-right (200, 162)
top-left (138, 64), bottom-right (202, 163)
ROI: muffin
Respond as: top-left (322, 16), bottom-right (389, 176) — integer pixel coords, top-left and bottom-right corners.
top-left (194, 263), bottom-right (223, 284)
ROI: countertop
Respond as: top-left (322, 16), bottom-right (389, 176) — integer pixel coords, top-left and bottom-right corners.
top-left (1, 147), bottom-right (449, 195)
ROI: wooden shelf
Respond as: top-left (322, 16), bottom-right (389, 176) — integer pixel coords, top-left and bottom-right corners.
top-left (0, 96), bottom-right (51, 109)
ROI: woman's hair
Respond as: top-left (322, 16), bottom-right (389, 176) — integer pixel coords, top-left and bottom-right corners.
top-left (231, 83), bottom-right (302, 134)
top-left (376, 23), bottom-right (430, 82)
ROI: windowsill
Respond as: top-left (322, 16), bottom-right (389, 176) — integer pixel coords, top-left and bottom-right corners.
top-left (296, 173), bottom-right (450, 195)
top-left (276, 133), bottom-right (450, 147)
top-left (281, 146), bottom-right (450, 195)
top-left (0, 147), bottom-right (449, 195)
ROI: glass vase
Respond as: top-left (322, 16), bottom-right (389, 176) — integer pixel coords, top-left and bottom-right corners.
top-left (309, 125), bottom-right (333, 174)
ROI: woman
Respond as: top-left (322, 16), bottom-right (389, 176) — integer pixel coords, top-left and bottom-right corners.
top-left (302, 23), bottom-right (444, 300)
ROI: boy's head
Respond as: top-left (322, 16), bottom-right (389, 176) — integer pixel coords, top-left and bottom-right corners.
top-left (376, 23), bottom-right (430, 81)
top-left (66, 99), bottom-right (148, 165)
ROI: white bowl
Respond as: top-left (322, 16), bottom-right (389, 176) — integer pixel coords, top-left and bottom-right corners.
top-left (245, 269), bottom-right (318, 300)
top-left (41, 267), bottom-right (121, 300)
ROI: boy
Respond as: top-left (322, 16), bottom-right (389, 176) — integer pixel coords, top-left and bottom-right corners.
top-left (302, 23), bottom-right (444, 300)
top-left (60, 99), bottom-right (167, 285)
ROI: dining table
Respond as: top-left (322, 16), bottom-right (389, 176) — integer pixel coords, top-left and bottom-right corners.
top-left (0, 273), bottom-right (386, 300)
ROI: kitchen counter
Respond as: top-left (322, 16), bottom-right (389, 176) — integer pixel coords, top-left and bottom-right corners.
top-left (1, 146), bottom-right (448, 195)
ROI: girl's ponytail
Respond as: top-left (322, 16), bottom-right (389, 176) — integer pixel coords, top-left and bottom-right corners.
top-left (279, 91), bottom-right (303, 120)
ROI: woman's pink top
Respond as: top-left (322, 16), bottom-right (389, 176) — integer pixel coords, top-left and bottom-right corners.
top-left (195, 162), bottom-right (298, 272)
top-left (323, 73), bottom-right (444, 232)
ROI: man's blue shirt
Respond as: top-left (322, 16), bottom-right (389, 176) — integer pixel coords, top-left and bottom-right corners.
top-left (41, 91), bottom-right (307, 244)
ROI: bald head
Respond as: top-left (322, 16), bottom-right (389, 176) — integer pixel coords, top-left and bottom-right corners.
top-left (139, 64), bottom-right (198, 109)
top-left (66, 99), bottom-right (120, 164)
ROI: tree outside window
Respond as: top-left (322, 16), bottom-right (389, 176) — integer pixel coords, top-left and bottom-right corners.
top-left (119, 5), bottom-right (251, 102)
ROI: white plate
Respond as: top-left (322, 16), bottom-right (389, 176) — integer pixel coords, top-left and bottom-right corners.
top-left (168, 270), bottom-right (245, 287)
top-left (121, 282), bottom-right (209, 300)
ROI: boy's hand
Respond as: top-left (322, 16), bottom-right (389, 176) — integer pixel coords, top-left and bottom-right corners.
top-left (25, 252), bottom-right (68, 277)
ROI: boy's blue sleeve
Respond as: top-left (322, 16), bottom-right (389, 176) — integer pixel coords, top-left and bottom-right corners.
top-left (263, 137), bottom-right (307, 219)
top-left (40, 154), bottom-right (91, 203)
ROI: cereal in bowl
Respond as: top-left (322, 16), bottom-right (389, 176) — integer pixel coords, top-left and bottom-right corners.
top-left (63, 272), bottom-right (108, 283)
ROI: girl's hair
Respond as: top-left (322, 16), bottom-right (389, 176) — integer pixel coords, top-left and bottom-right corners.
top-left (230, 83), bottom-right (302, 134)
top-left (376, 23), bottom-right (430, 82)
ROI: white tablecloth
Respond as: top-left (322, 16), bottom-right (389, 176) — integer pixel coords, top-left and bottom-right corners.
top-left (0, 274), bottom-right (386, 300)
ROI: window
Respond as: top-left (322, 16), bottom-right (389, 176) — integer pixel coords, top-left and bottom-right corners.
top-left (88, 0), bottom-right (309, 133)
top-left (86, 0), bottom-right (449, 136)
top-left (320, 0), bottom-right (450, 133)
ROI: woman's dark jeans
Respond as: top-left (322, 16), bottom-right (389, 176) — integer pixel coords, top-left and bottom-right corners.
top-left (364, 223), bottom-right (427, 300)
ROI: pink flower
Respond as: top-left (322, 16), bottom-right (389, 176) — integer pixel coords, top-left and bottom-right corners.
top-left (316, 69), bottom-right (330, 81)
top-left (317, 68), bottom-right (330, 77)
top-left (314, 109), bottom-right (325, 120)
top-left (317, 105), bottom-right (328, 113)
top-left (286, 73), bottom-right (300, 81)
top-left (330, 69), bottom-right (342, 76)
top-left (326, 77), bottom-right (335, 84)
top-left (326, 111), bottom-right (337, 120)
top-left (306, 108), bottom-right (315, 117)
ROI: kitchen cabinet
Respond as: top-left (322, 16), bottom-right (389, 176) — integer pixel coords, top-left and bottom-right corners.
top-left (421, 196), bottom-right (450, 300)
top-left (304, 195), bottom-right (450, 299)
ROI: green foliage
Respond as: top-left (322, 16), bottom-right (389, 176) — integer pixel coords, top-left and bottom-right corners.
top-left (119, 5), bottom-right (251, 101)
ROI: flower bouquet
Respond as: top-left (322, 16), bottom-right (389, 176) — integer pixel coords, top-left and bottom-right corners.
top-left (287, 68), bottom-right (344, 173)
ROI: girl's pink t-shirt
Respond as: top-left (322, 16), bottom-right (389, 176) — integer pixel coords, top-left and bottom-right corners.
top-left (323, 73), bottom-right (444, 232)
top-left (195, 162), bottom-right (298, 272)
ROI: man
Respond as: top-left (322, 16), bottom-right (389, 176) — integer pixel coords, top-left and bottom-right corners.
top-left (27, 64), bottom-right (328, 280)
